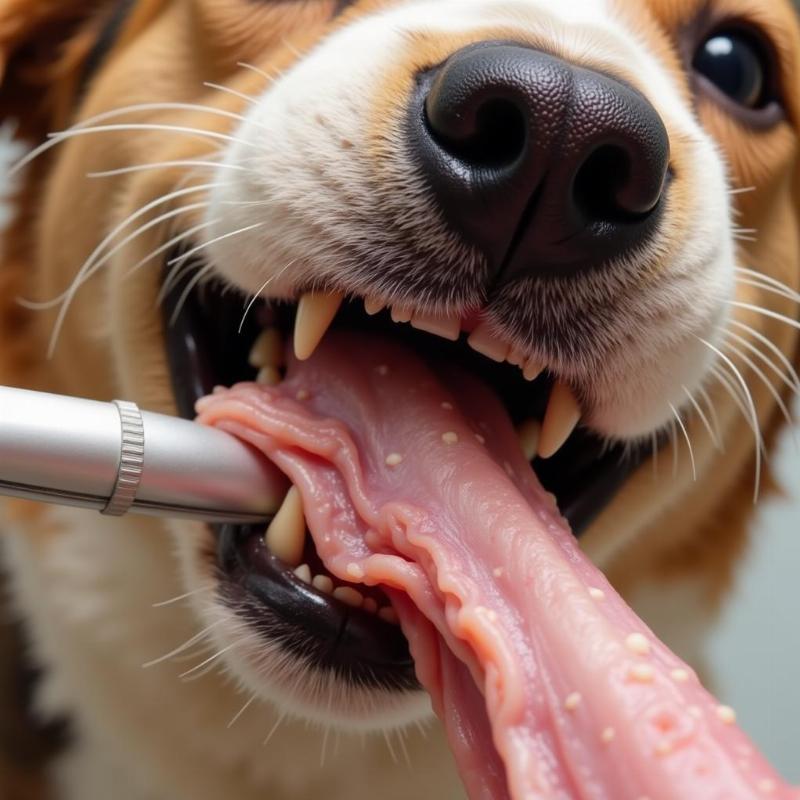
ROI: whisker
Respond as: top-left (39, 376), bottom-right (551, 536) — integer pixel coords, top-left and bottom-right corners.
top-left (179, 642), bottom-right (237, 680)
top-left (227, 693), bottom-right (258, 729)
top-left (19, 182), bottom-right (221, 311)
top-left (204, 81), bottom-right (258, 106)
top-left (168, 262), bottom-right (217, 325)
top-left (696, 384), bottom-right (724, 450)
top-left (724, 328), bottom-right (800, 397)
top-left (728, 186), bottom-right (756, 195)
top-left (238, 258), bottom-right (298, 333)
top-left (142, 619), bottom-right (224, 669)
top-left (736, 276), bottom-right (800, 306)
top-left (722, 339), bottom-right (797, 437)
top-left (161, 222), bottom-right (266, 314)
top-left (88, 159), bottom-right (245, 179)
top-left (669, 404), bottom-right (697, 481)
top-left (669, 418), bottom-right (679, 479)
top-left (700, 337), bottom-right (762, 502)
top-left (728, 318), bottom-right (800, 392)
top-left (124, 218), bottom-right (221, 282)
top-left (238, 61), bottom-right (276, 82)
top-left (728, 301), bottom-right (800, 333)
top-left (736, 266), bottom-right (800, 305)
top-left (263, 711), bottom-right (287, 745)
top-left (682, 386), bottom-right (721, 450)
top-left (152, 584), bottom-right (214, 608)
top-left (47, 198), bottom-right (215, 357)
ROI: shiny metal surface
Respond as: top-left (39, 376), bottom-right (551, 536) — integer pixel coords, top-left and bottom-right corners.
top-left (0, 386), bottom-right (285, 522)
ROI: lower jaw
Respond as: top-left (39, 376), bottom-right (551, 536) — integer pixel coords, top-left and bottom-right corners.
top-left (162, 263), bottom-right (651, 694)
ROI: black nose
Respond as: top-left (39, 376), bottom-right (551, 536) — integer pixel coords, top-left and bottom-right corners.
top-left (409, 43), bottom-right (671, 283)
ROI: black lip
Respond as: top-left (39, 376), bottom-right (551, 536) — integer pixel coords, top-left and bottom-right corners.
top-left (161, 259), bottom-right (649, 688)
top-left (217, 524), bottom-right (418, 688)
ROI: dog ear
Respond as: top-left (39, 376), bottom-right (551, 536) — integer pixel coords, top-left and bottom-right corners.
top-left (0, 0), bottom-right (107, 136)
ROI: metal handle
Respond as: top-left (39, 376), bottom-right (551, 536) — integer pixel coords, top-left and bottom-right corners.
top-left (0, 386), bottom-right (286, 523)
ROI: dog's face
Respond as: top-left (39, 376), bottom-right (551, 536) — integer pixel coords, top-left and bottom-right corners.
top-left (2, 0), bottom-right (800, 736)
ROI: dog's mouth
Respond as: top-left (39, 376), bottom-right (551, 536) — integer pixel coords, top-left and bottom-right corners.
top-left (162, 256), bottom-right (650, 691)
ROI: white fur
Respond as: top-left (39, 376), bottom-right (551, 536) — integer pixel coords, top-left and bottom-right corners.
top-left (206, 0), bottom-right (736, 440)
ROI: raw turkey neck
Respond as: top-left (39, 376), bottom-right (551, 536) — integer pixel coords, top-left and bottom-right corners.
top-left (196, 331), bottom-right (796, 800)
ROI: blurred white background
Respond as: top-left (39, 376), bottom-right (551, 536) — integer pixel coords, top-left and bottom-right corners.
top-left (1, 130), bottom-right (799, 779)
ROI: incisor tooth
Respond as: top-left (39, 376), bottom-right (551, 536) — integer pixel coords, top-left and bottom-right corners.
top-left (538, 382), bottom-right (581, 459)
top-left (312, 574), bottom-right (334, 594)
top-left (517, 419), bottom-right (541, 461)
top-left (294, 292), bottom-right (343, 360)
top-left (364, 296), bottom-right (385, 316)
top-left (391, 305), bottom-right (413, 323)
top-left (410, 312), bottom-right (460, 341)
top-left (265, 486), bottom-right (306, 566)
top-left (256, 366), bottom-right (281, 386)
top-left (294, 563), bottom-right (311, 584)
top-left (467, 323), bottom-right (509, 362)
top-left (249, 328), bottom-right (284, 369)
top-left (332, 586), bottom-right (364, 608)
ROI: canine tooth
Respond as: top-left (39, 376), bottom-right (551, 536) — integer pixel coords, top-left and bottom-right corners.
top-left (467, 323), bottom-right (509, 362)
top-left (391, 305), bottom-right (413, 323)
top-left (332, 586), bottom-right (364, 608)
top-left (385, 453), bottom-right (404, 467)
top-left (410, 312), bottom-right (460, 341)
top-left (249, 328), bottom-right (284, 368)
top-left (378, 607), bottom-right (399, 625)
top-left (256, 366), bottom-right (281, 386)
top-left (293, 563), bottom-right (312, 583)
top-left (601, 727), bottom-right (616, 744)
top-left (265, 486), bottom-right (306, 566)
top-left (517, 419), bottom-right (541, 461)
top-left (523, 359), bottom-right (545, 382)
top-left (538, 382), bottom-right (581, 459)
top-left (294, 292), bottom-right (343, 360)
top-left (670, 668), bottom-right (690, 683)
top-left (442, 431), bottom-right (459, 445)
top-left (312, 574), bottom-right (334, 594)
top-left (363, 597), bottom-right (378, 614)
top-left (364, 296), bottom-right (385, 316)
top-left (564, 692), bottom-right (582, 712)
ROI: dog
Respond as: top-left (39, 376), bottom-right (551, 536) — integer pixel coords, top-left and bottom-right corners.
top-left (1, 0), bottom-right (799, 797)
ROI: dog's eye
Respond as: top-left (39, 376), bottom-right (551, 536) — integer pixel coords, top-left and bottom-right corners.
top-left (692, 30), bottom-right (772, 110)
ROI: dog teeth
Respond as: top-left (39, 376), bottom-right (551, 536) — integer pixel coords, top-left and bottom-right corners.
top-left (410, 312), bottom-right (460, 341)
top-left (249, 327), bottom-right (284, 369)
top-left (538, 382), bottom-right (581, 459)
top-left (364, 296), bottom-right (385, 316)
top-left (293, 563), bottom-right (312, 583)
top-left (467, 323), bottom-right (510, 362)
top-left (390, 305), bottom-right (413, 323)
top-left (332, 586), bottom-right (364, 608)
top-left (256, 366), bottom-right (281, 386)
top-left (264, 486), bottom-right (306, 566)
top-left (312, 574), bottom-right (334, 594)
top-left (294, 292), bottom-right (343, 360)
top-left (523, 359), bottom-right (544, 382)
top-left (517, 419), bottom-right (541, 461)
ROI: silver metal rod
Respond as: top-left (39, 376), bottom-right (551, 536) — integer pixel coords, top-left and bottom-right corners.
top-left (0, 386), bottom-right (286, 523)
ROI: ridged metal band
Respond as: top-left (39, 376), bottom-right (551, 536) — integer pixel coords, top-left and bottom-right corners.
top-left (102, 400), bottom-right (145, 516)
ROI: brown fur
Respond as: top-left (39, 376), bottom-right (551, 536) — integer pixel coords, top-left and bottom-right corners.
top-left (1, 1), bottom-right (799, 797)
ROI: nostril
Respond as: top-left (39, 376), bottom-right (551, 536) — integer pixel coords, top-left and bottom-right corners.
top-left (573, 142), bottom-right (668, 226)
top-left (573, 145), bottom-right (641, 224)
top-left (424, 96), bottom-right (528, 168)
